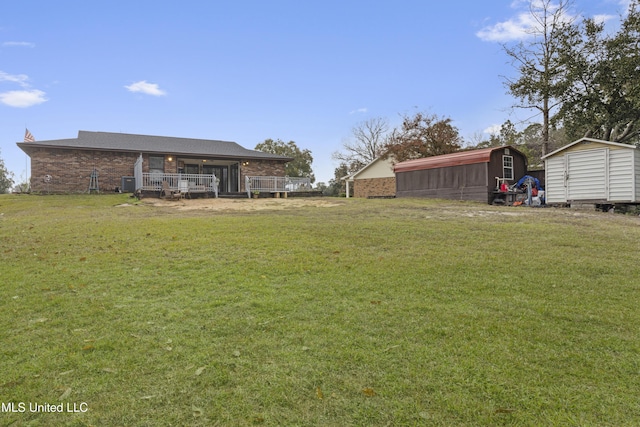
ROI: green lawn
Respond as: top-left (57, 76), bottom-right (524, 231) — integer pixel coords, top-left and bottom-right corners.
top-left (1, 194), bottom-right (639, 426)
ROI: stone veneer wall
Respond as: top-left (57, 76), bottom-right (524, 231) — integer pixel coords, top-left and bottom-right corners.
top-left (239, 160), bottom-right (287, 192)
top-left (353, 177), bottom-right (396, 198)
top-left (29, 147), bottom-right (139, 193)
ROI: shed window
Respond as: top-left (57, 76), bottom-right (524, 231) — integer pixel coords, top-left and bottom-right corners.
top-left (149, 155), bottom-right (164, 174)
top-left (503, 155), bottom-right (514, 180)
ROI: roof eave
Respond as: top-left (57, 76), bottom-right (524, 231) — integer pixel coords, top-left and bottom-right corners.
top-left (17, 142), bottom-right (292, 161)
top-left (541, 137), bottom-right (636, 160)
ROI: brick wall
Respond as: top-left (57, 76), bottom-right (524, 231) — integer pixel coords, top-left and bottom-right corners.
top-left (240, 160), bottom-right (287, 191)
top-left (29, 148), bottom-right (139, 193)
top-left (353, 177), bottom-right (396, 198)
top-left (28, 147), bottom-right (288, 193)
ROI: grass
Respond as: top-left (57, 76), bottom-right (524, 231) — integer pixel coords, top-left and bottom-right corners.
top-left (0, 194), bottom-right (639, 426)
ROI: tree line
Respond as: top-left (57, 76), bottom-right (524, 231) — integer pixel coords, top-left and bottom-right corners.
top-left (3, 1), bottom-right (637, 195)
top-left (505, 0), bottom-right (640, 154)
top-left (321, 0), bottom-right (640, 195)
top-left (167, 0), bottom-right (636, 198)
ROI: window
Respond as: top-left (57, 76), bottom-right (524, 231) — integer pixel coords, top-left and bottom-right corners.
top-left (184, 164), bottom-right (199, 174)
top-left (149, 155), bottom-right (164, 174)
top-left (503, 155), bottom-right (514, 180)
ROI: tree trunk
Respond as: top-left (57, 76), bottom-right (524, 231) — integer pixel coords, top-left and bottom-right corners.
top-left (542, 97), bottom-right (549, 156)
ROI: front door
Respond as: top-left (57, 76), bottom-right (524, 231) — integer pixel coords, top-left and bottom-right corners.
top-left (203, 165), bottom-right (228, 192)
top-left (229, 163), bottom-right (239, 192)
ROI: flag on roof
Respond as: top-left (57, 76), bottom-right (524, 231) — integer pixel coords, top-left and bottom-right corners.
top-left (24, 128), bottom-right (35, 142)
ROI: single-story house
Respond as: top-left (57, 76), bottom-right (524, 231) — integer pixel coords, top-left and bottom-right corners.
top-left (394, 146), bottom-right (528, 203)
top-left (17, 130), bottom-right (293, 195)
top-left (342, 155), bottom-right (396, 198)
top-left (542, 137), bottom-right (640, 205)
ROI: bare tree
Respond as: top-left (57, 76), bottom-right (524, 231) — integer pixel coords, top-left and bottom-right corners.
top-left (503, 0), bottom-right (575, 156)
top-left (333, 117), bottom-right (390, 173)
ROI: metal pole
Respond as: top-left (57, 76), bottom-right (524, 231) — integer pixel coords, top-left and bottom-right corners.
top-left (526, 177), bottom-right (533, 207)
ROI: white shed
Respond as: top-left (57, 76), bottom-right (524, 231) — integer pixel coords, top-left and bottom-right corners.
top-left (542, 137), bottom-right (640, 204)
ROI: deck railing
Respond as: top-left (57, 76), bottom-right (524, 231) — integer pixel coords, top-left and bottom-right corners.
top-left (140, 173), bottom-right (219, 197)
top-left (133, 168), bottom-right (310, 199)
top-left (245, 176), bottom-right (312, 197)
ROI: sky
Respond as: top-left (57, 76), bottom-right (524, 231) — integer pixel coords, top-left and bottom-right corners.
top-left (0, 0), bottom-right (631, 186)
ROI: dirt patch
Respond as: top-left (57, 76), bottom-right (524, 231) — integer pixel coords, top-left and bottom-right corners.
top-left (141, 197), bottom-right (344, 211)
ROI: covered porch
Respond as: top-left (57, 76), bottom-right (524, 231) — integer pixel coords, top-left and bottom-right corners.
top-left (134, 155), bottom-right (219, 197)
top-left (134, 155), bottom-right (312, 198)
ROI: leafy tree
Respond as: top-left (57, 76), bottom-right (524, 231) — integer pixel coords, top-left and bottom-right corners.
top-left (470, 120), bottom-right (569, 167)
top-left (333, 117), bottom-right (390, 173)
top-left (556, 1), bottom-right (640, 143)
top-left (314, 182), bottom-right (327, 193)
top-left (384, 112), bottom-right (462, 162)
top-left (255, 139), bottom-right (315, 183)
top-left (502, 0), bottom-right (575, 155)
top-left (0, 151), bottom-right (15, 193)
top-left (519, 123), bottom-right (568, 165)
top-left (324, 162), bottom-right (350, 197)
top-left (473, 120), bottom-right (520, 149)
top-left (13, 180), bottom-right (30, 193)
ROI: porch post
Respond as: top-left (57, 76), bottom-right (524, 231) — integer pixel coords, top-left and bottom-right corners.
top-left (134, 154), bottom-right (143, 191)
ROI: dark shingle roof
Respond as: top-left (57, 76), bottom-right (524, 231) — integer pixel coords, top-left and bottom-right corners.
top-left (17, 130), bottom-right (292, 161)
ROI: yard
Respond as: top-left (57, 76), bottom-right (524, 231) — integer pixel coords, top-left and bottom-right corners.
top-left (1, 195), bottom-right (639, 426)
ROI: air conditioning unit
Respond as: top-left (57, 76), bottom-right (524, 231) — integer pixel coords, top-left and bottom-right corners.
top-left (121, 176), bottom-right (136, 193)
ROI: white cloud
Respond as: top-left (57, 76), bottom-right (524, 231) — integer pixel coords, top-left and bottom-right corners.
top-left (619, 0), bottom-right (632, 10)
top-left (0, 89), bottom-right (47, 108)
top-left (125, 80), bottom-right (167, 96)
top-left (0, 71), bottom-right (46, 107)
top-left (2, 41), bottom-right (35, 48)
top-left (476, 13), bottom-right (538, 42)
top-left (477, 1), bottom-right (577, 42)
top-left (592, 14), bottom-right (615, 25)
top-left (484, 124), bottom-right (502, 135)
top-left (0, 70), bottom-right (30, 88)
top-left (349, 107), bottom-right (368, 115)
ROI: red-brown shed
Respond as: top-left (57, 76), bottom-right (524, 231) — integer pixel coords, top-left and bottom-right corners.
top-left (394, 146), bottom-right (528, 203)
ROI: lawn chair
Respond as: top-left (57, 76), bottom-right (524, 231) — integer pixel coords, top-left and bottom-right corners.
top-left (179, 180), bottom-right (190, 199)
top-left (161, 181), bottom-right (182, 199)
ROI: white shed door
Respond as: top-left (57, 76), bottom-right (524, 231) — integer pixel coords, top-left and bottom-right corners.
top-left (566, 149), bottom-right (607, 200)
top-left (545, 156), bottom-right (567, 203)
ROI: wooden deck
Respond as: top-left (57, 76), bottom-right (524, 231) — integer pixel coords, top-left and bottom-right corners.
top-left (138, 173), bottom-right (219, 198)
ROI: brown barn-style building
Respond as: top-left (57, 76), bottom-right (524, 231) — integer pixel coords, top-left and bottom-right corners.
top-left (394, 146), bottom-right (528, 203)
top-left (17, 131), bottom-right (292, 194)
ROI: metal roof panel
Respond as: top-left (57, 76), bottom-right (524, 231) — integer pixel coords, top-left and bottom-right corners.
top-left (394, 147), bottom-right (501, 173)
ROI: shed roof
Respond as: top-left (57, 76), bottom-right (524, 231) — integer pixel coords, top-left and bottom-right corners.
top-left (541, 137), bottom-right (636, 160)
top-left (394, 146), bottom-right (520, 173)
top-left (17, 130), bottom-right (292, 161)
